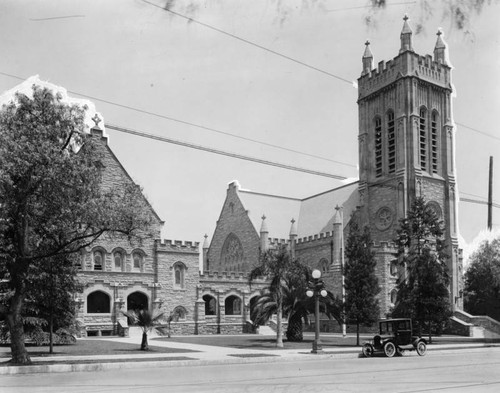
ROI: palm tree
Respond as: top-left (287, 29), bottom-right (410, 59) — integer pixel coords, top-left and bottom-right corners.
top-left (251, 269), bottom-right (343, 342)
top-left (249, 245), bottom-right (294, 348)
top-left (122, 309), bottom-right (165, 350)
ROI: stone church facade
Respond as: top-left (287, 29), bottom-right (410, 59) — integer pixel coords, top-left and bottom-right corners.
top-left (3, 17), bottom-right (465, 337)
top-left (205, 16), bottom-right (463, 323)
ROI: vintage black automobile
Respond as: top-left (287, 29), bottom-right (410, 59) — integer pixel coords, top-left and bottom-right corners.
top-left (362, 318), bottom-right (427, 357)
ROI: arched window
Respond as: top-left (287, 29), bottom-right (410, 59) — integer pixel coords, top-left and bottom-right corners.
top-left (390, 260), bottom-right (398, 276)
top-left (93, 250), bottom-right (103, 271)
top-left (132, 251), bottom-right (144, 272)
top-left (221, 233), bottom-right (244, 272)
top-left (419, 107), bottom-right (427, 171)
top-left (319, 258), bottom-right (329, 274)
top-left (225, 295), bottom-right (242, 315)
top-left (173, 306), bottom-right (187, 320)
top-left (173, 262), bottom-right (186, 289)
top-left (390, 289), bottom-right (398, 305)
top-left (127, 291), bottom-right (148, 312)
top-left (203, 295), bottom-right (217, 316)
top-left (431, 111), bottom-right (439, 174)
top-left (374, 116), bottom-right (382, 177)
top-left (113, 251), bottom-right (123, 271)
top-left (87, 291), bottom-right (110, 313)
top-left (387, 110), bottom-right (396, 174)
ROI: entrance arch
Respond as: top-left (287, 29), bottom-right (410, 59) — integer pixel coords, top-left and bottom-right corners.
top-left (127, 291), bottom-right (148, 312)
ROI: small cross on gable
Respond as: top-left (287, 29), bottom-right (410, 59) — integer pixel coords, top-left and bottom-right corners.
top-left (91, 114), bottom-right (101, 128)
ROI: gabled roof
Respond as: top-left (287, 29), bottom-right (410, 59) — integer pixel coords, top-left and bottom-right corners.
top-left (298, 181), bottom-right (359, 237)
top-left (232, 180), bottom-right (359, 240)
top-left (238, 188), bottom-right (301, 241)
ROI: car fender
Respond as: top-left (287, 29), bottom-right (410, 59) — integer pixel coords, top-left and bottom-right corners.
top-left (412, 337), bottom-right (427, 347)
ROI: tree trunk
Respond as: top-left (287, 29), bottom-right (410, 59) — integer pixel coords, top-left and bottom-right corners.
top-left (356, 322), bottom-right (360, 346)
top-left (49, 313), bottom-right (54, 354)
top-left (141, 331), bottom-right (149, 350)
top-left (286, 312), bottom-right (304, 342)
top-left (6, 288), bottom-right (31, 364)
top-left (428, 321), bottom-right (433, 344)
top-left (275, 302), bottom-right (284, 348)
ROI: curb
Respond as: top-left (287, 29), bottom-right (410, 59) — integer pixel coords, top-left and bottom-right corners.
top-left (2, 343), bottom-right (499, 375)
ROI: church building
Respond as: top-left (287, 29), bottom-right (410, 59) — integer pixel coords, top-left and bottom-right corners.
top-left (205, 16), bottom-right (463, 319)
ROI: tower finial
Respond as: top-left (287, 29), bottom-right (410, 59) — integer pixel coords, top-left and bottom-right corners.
top-left (361, 40), bottom-right (374, 76)
top-left (434, 27), bottom-right (448, 64)
top-left (400, 14), bottom-right (413, 54)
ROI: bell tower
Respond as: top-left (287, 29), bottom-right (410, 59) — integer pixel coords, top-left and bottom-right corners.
top-left (357, 16), bottom-right (461, 313)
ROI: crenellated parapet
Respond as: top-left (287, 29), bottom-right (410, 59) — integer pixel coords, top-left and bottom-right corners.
top-left (268, 237), bottom-right (289, 247)
top-left (155, 239), bottom-right (200, 253)
top-left (358, 51), bottom-right (451, 101)
top-left (296, 231), bottom-right (334, 246)
top-left (370, 241), bottom-right (398, 252)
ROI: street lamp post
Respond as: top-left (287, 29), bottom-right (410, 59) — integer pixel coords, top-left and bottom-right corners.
top-left (306, 269), bottom-right (328, 354)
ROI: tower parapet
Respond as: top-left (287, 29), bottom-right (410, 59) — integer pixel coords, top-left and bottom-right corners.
top-left (155, 239), bottom-right (200, 253)
top-left (358, 51), bottom-right (451, 101)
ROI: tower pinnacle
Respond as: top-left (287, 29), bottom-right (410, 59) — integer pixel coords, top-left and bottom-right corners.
top-left (361, 40), bottom-right (374, 76)
top-left (434, 28), bottom-right (448, 65)
top-left (400, 14), bottom-right (413, 54)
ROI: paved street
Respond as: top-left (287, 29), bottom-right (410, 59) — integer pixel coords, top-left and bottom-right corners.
top-left (2, 347), bottom-right (500, 393)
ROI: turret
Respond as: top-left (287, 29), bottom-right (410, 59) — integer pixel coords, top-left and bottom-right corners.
top-left (433, 29), bottom-right (447, 65)
top-left (332, 205), bottom-right (343, 267)
top-left (361, 40), bottom-right (374, 76)
top-left (202, 234), bottom-right (209, 272)
top-left (289, 218), bottom-right (298, 260)
top-left (399, 14), bottom-right (413, 54)
top-left (260, 215), bottom-right (269, 252)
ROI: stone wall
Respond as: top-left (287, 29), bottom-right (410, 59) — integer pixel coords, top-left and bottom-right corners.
top-left (206, 182), bottom-right (261, 273)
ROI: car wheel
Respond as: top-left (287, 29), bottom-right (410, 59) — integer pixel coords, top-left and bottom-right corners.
top-left (416, 341), bottom-right (427, 356)
top-left (384, 342), bottom-right (396, 358)
top-left (362, 343), bottom-right (374, 357)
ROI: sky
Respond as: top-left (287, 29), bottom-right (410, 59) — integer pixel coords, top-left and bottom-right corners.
top-left (1, 0), bottom-right (499, 260)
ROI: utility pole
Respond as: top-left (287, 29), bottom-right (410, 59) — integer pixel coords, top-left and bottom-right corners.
top-left (488, 156), bottom-right (493, 230)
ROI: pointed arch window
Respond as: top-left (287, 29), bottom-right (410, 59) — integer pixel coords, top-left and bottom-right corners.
top-left (221, 233), bottom-right (244, 271)
top-left (132, 251), bottom-right (144, 272)
top-left (113, 251), bottom-right (123, 271)
top-left (390, 289), bottom-right (398, 305)
top-left (387, 110), bottom-right (396, 174)
top-left (173, 262), bottom-right (186, 289)
top-left (431, 111), bottom-right (439, 174)
top-left (93, 250), bottom-right (103, 271)
top-left (87, 291), bottom-right (110, 313)
top-left (374, 116), bottom-right (383, 177)
top-left (419, 107), bottom-right (427, 171)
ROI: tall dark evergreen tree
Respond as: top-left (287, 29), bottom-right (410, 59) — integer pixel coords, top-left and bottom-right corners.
top-left (464, 237), bottom-right (500, 321)
top-left (344, 221), bottom-right (380, 346)
top-left (392, 197), bottom-right (451, 342)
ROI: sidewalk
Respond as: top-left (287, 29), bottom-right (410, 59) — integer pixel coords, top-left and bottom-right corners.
top-left (1, 334), bottom-right (499, 375)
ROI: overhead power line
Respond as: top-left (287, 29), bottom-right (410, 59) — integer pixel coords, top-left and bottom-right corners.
top-left (456, 122), bottom-right (500, 142)
top-left (141, 0), bottom-right (354, 86)
top-left (106, 123), bottom-right (348, 180)
top-left (0, 70), bottom-right (356, 169)
top-left (106, 123), bottom-right (499, 208)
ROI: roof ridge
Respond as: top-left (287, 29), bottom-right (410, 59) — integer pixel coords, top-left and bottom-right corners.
top-left (239, 189), bottom-right (302, 201)
top-left (301, 181), bottom-right (359, 201)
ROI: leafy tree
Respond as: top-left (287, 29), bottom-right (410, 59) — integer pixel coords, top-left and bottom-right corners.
top-left (392, 197), bottom-right (451, 343)
top-left (344, 221), bottom-right (380, 346)
top-left (464, 238), bottom-right (500, 321)
top-left (122, 309), bottom-right (165, 350)
top-left (0, 85), bottom-right (153, 364)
